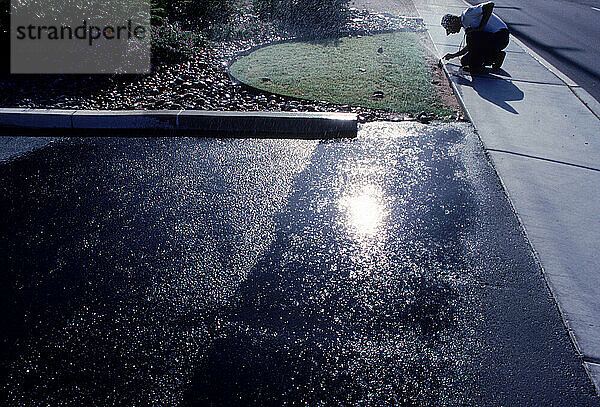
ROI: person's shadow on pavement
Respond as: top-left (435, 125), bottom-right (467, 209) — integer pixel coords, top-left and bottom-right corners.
top-left (453, 68), bottom-right (524, 114)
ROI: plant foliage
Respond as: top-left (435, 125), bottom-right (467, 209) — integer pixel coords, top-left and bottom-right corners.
top-left (253, 0), bottom-right (349, 38)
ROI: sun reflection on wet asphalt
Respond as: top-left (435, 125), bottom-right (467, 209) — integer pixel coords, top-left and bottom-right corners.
top-left (339, 185), bottom-right (386, 238)
top-left (1, 123), bottom-right (596, 406)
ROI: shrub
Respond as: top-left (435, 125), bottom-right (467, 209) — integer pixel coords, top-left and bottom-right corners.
top-left (186, 0), bottom-right (235, 29)
top-left (205, 8), bottom-right (276, 41)
top-left (1, 0), bottom-right (9, 72)
top-left (253, 0), bottom-right (349, 38)
top-left (151, 22), bottom-right (204, 64)
top-left (0, 0), bottom-right (8, 35)
top-left (152, 0), bottom-right (235, 31)
top-left (151, 0), bottom-right (188, 21)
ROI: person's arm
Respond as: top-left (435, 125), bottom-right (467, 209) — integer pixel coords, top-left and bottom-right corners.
top-left (443, 46), bottom-right (469, 60)
top-left (477, 2), bottom-right (494, 30)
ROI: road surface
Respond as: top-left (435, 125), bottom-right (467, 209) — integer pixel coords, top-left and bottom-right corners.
top-left (1, 126), bottom-right (598, 405)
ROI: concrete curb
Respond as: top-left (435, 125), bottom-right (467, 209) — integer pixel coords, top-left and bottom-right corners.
top-left (419, 25), bottom-right (473, 124)
top-left (0, 109), bottom-right (357, 139)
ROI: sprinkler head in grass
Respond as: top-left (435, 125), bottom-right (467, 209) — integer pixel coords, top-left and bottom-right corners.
top-left (372, 90), bottom-right (384, 99)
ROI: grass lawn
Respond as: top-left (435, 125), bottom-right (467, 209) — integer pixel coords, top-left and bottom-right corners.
top-left (230, 32), bottom-right (455, 116)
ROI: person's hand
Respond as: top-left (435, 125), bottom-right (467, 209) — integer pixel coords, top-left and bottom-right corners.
top-left (443, 53), bottom-right (454, 61)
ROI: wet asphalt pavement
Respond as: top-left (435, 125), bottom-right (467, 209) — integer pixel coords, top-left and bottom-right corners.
top-left (0, 123), bottom-right (598, 406)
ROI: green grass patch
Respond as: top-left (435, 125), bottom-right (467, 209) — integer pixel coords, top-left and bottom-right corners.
top-left (230, 32), bottom-right (453, 116)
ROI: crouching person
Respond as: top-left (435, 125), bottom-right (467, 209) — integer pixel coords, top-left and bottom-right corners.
top-left (441, 2), bottom-right (509, 72)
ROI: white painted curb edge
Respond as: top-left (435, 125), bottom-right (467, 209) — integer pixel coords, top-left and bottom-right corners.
top-left (0, 109), bottom-right (358, 138)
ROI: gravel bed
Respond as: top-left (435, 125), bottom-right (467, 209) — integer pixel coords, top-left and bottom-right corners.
top-left (0, 9), bottom-right (461, 123)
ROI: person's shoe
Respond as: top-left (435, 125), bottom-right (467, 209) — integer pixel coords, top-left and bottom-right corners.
top-left (461, 65), bottom-right (483, 74)
top-left (492, 51), bottom-right (506, 69)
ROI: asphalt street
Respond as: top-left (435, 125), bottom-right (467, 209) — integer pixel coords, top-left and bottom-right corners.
top-left (1, 126), bottom-right (598, 405)
top-left (466, 0), bottom-right (600, 102)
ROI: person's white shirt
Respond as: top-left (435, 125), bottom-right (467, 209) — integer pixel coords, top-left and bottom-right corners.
top-left (461, 4), bottom-right (508, 33)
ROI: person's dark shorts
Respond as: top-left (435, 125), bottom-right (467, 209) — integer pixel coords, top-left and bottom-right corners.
top-left (462, 28), bottom-right (510, 69)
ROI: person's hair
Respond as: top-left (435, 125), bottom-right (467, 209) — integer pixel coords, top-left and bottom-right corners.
top-left (441, 14), bottom-right (461, 30)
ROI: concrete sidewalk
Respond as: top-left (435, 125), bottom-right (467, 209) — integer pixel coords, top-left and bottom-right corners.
top-left (414, 0), bottom-right (600, 393)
